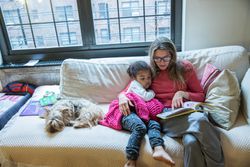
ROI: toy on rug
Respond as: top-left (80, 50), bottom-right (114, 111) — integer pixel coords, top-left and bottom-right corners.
top-left (45, 98), bottom-right (104, 133)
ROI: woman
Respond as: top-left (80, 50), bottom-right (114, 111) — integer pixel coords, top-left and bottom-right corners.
top-left (119, 37), bottom-right (224, 167)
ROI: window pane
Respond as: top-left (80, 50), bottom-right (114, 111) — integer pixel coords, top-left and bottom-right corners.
top-left (7, 25), bottom-right (34, 49)
top-left (92, 0), bottom-right (118, 19)
top-left (27, 0), bottom-right (53, 23)
top-left (91, 0), bottom-right (171, 45)
top-left (32, 23), bottom-right (58, 48)
top-left (94, 18), bottom-right (120, 44)
top-left (0, 0), bottom-right (82, 50)
top-left (120, 18), bottom-right (144, 43)
top-left (145, 16), bottom-right (170, 41)
top-left (1, 2), bottom-right (29, 25)
top-left (56, 22), bottom-right (82, 46)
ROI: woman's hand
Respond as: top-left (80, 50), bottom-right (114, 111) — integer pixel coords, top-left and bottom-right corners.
top-left (171, 91), bottom-right (188, 109)
top-left (118, 93), bottom-right (134, 116)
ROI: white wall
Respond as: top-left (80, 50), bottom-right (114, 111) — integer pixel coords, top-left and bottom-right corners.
top-left (182, 0), bottom-right (250, 51)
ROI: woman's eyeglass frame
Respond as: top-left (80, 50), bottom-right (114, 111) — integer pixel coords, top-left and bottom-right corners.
top-left (153, 56), bottom-right (171, 62)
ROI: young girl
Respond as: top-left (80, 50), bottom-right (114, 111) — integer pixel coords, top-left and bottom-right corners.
top-left (100, 61), bottom-right (175, 167)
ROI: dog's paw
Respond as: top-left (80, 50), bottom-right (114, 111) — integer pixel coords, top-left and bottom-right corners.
top-left (73, 120), bottom-right (93, 128)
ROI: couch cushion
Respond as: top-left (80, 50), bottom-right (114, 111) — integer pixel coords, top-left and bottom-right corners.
top-left (178, 45), bottom-right (248, 82)
top-left (205, 69), bottom-right (241, 130)
top-left (241, 68), bottom-right (250, 124)
top-left (60, 59), bottom-right (130, 103)
top-left (60, 58), bottom-right (148, 103)
top-left (218, 112), bottom-right (250, 167)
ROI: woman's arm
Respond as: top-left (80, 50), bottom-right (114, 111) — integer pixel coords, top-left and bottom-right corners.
top-left (185, 64), bottom-right (205, 102)
top-left (172, 61), bottom-right (204, 108)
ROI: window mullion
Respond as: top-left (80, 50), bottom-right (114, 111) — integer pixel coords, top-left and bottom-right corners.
top-left (116, 0), bottom-right (121, 43)
top-left (172, 0), bottom-right (182, 51)
top-left (77, 0), bottom-right (95, 46)
top-left (23, 0), bottom-right (36, 48)
top-left (49, 0), bottom-right (60, 47)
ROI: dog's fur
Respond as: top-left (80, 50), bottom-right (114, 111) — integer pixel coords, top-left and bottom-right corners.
top-left (45, 98), bottom-right (104, 133)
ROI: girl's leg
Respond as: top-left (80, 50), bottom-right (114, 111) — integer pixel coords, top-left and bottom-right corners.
top-left (147, 120), bottom-right (175, 165)
top-left (122, 112), bottom-right (147, 166)
top-left (160, 111), bottom-right (224, 167)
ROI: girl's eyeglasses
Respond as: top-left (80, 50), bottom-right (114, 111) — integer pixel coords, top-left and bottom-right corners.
top-left (153, 56), bottom-right (171, 62)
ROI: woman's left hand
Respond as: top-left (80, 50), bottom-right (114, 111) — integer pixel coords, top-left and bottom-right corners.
top-left (172, 91), bottom-right (187, 109)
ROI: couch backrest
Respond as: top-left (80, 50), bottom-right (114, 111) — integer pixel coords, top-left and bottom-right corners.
top-left (60, 45), bottom-right (249, 103)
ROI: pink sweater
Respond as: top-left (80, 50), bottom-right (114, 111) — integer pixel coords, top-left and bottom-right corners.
top-left (99, 92), bottom-right (164, 130)
top-left (151, 60), bottom-right (205, 107)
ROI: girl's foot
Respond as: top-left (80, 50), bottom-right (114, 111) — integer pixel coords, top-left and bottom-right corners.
top-left (124, 160), bottom-right (136, 167)
top-left (153, 146), bottom-right (175, 166)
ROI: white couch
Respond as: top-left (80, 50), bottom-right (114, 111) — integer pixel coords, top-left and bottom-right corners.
top-left (0, 45), bottom-right (250, 167)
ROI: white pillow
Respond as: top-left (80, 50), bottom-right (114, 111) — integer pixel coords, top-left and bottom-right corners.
top-left (241, 68), bottom-right (250, 124)
top-left (204, 69), bottom-right (241, 130)
top-left (60, 59), bottom-right (131, 103)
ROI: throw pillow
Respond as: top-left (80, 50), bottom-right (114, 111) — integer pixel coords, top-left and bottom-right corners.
top-left (241, 68), bottom-right (250, 124)
top-left (200, 64), bottom-right (221, 94)
top-left (204, 69), bottom-right (241, 130)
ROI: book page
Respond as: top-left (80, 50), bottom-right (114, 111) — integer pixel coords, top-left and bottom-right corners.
top-left (157, 107), bottom-right (195, 119)
top-left (183, 101), bottom-right (201, 109)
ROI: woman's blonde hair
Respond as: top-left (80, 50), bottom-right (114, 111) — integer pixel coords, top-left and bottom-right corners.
top-left (149, 37), bottom-right (185, 87)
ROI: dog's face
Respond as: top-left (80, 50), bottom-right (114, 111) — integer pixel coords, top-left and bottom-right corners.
top-left (45, 106), bottom-right (74, 133)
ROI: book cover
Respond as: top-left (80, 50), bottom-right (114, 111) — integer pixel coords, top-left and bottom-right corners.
top-left (157, 101), bottom-right (203, 119)
top-left (20, 101), bottom-right (46, 116)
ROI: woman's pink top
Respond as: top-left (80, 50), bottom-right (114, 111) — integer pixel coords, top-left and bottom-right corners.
top-left (151, 60), bottom-right (205, 108)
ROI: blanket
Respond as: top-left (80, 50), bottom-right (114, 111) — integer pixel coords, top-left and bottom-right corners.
top-left (99, 92), bottom-right (164, 130)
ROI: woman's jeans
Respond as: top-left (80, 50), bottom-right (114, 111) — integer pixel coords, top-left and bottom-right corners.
top-left (122, 112), bottom-right (164, 160)
top-left (160, 109), bottom-right (224, 167)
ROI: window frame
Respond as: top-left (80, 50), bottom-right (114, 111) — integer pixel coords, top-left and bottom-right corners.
top-left (0, 0), bottom-right (182, 64)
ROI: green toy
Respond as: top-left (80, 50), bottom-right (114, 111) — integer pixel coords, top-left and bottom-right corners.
top-left (39, 91), bottom-right (57, 106)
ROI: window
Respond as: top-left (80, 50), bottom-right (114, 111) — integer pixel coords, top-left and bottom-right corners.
top-left (2, 9), bottom-right (19, 25)
top-left (59, 32), bottom-right (77, 46)
top-left (121, 1), bottom-right (139, 17)
top-left (55, 5), bottom-right (74, 21)
top-left (10, 35), bottom-right (26, 49)
top-left (158, 27), bottom-right (170, 38)
top-left (100, 28), bottom-right (109, 43)
top-left (157, 0), bottom-right (170, 15)
top-left (35, 36), bottom-right (45, 47)
top-left (0, 0), bottom-right (182, 64)
top-left (123, 27), bottom-right (140, 42)
top-left (98, 3), bottom-right (108, 19)
top-left (31, 9), bottom-right (38, 20)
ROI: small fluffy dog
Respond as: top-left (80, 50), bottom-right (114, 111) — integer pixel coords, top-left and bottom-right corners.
top-left (45, 98), bottom-right (104, 133)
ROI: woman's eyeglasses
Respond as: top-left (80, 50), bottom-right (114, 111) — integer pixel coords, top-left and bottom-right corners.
top-left (153, 56), bottom-right (171, 62)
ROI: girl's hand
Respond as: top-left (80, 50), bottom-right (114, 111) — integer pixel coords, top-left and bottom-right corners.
top-left (118, 93), bottom-right (134, 116)
top-left (171, 91), bottom-right (188, 109)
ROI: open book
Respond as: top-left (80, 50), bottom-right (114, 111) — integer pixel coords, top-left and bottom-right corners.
top-left (157, 101), bottom-right (204, 119)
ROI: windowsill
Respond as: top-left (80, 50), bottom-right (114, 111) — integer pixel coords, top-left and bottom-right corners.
top-left (0, 60), bottom-right (63, 69)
